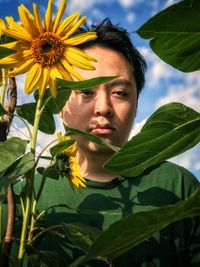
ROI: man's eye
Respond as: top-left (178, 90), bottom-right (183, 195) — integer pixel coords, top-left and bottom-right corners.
top-left (114, 91), bottom-right (128, 97)
top-left (79, 90), bottom-right (94, 96)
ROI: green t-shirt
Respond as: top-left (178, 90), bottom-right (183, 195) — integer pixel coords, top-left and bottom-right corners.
top-left (4, 161), bottom-right (200, 266)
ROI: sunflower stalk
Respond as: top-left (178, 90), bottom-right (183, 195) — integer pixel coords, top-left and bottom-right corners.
top-left (0, 69), bottom-right (7, 121)
top-left (18, 97), bottom-right (43, 263)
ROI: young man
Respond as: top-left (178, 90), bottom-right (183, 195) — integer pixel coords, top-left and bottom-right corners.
top-left (8, 19), bottom-right (200, 266)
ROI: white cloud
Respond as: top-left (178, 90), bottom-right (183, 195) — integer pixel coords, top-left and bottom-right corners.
top-left (129, 118), bottom-right (147, 139)
top-left (138, 47), bottom-right (174, 87)
top-left (165, 0), bottom-right (179, 8)
top-left (170, 145), bottom-right (200, 173)
top-left (126, 12), bottom-right (136, 24)
top-left (67, 0), bottom-right (95, 13)
top-left (155, 72), bottom-right (200, 112)
top-left (118, 0), bottom-right (143, 8)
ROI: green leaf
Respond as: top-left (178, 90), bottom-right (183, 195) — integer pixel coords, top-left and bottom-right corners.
top-left (57, 76), bottom-right (117, 90)
top-left (0, 103), bottom-right (7, 115)
top-left (78, 187), bottom-right (200, 264)
top-left (16, 102), bottom-right (55, 134)
top-left (136, 0), bottom-right (200, 72)
top-left (26, 246), bottom-right (61, 267)
top-left (64, 125), bottom-right (119, 152)
top-left (37, 166), bottom-right (60, 180)
top-left (105, 102), bottom-right (200, 176)
top-left (62, 222), bottom-right (101, 252)
top-left (0, 137), bottom-right (28, 174)
top-left (50, 140), bottom-right (75, 157)
top-left (0, 152), bottom-right (35, 202)
top-left (34, 86), bottom-right (71, 114)
top-left (0, 46), bottom-right (15, 59)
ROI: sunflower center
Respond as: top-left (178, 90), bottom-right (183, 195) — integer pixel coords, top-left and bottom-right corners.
top-left (31, 32), bottom-right (65, 67)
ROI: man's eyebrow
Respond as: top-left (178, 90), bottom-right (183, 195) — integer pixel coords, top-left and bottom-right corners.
top-left (108, 79), bottom-right (132, 88)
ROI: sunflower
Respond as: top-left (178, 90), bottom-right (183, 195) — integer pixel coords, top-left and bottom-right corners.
top-left (0, 0), bottom-right (97, 98)
top-left (56, 132), bottom-right (86, 190)
top-left (0, 18), bottom-right (7, 86)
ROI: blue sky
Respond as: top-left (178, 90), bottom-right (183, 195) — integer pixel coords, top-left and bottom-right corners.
top-left (0, 0), bottom-right (200, 179)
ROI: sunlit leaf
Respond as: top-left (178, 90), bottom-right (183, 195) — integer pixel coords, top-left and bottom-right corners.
top-left (50, 140), bottom-right (75, 157)
top-left (137, 0), bottom-right (200, 72)
top-left (57, 76), bottom-right (117, 90)
top-left (105, 102), bottom-right (200, 176)
top-left (77, 187), bottom-right (200, 264)
top-left (0, 137), bottom-right (28, 174)
top-left (64, 125), bottom-right (119, 152)
top-left (0, 152), bottom-right (34, 202)
top-left (16, 102), bottom-right (55, 134)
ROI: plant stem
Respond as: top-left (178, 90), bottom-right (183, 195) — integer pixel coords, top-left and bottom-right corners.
top-left (0, 69), bottom-right (7, 122)
top-left (18, 98), bottom-right (43, 263)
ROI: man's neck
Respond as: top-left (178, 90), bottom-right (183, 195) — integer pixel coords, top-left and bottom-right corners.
top-left (76, 150), bottom-right (117, 182)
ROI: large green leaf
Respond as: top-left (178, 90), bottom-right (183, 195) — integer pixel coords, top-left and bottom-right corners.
top-left (64, 125), bottom-right (119, 152)
top-left (16, 102), bottom-right (55, 134)
top-left (0, 103), bottom-right (7, 116)
top-left (0, 152), bottom-right (34, 202)
top-left (137, 0), bottom-right (200, 72)
top-left (0, 137), bottom-right (28, 174)
top-left (62, 222), bottom-right (101, 252)
top-left (105, 102), bottom-right (200, 176)
top-left (57, 76), bottom-right (116, 90)
top-left (77, 186), bottom-right (200, 264)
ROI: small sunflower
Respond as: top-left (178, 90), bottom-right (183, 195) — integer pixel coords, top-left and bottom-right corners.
top-left (56, 132), bottom-right (86, 190)
top-left (0, 0), bottom-right (97, 98)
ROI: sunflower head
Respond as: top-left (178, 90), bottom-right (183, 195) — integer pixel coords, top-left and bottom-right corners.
top-left (0, 0), bottom-right (97, 98)
top-left (56, 132), bottom-right (86, 190)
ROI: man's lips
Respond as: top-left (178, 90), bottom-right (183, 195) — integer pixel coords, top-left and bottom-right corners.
top-left (90, 124), bottom-right (115, 135)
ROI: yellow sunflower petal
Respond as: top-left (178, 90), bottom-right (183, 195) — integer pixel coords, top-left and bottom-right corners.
top-left (33, 3), bottom-right (44, 34)
top-left (0, 52), bottom-right (27, 68)
top-left (49, 77), bottom-right (57, 98)
top-left (0, 41), bottom-right (30, 52)
top-left (67, 47), bottom-right (97, 62)
top-left (63, 32), bottom-right (97, 46)
top-left (52, 0), bottom-right (67, 33)
top-left (44, 0), bottom-right (53, 32)
top-left (18, 4), bottom-right (39, 38)
top-left (8, 58), bottom-right (35, 77)
top-left (62, 59), bottom-right (83, 80)
top-left (50, 66), bottom-right (63, 80)
top-left (0, 18), bottom-right (6, 35)
top-left (3, 20), bottom-right (32, 42)
top-left (64, 50), bottom-right (95, 70)
top-left (25, 64), bottom-right (42, 94)
top-left (39, 68), bottom-right (49, 98)
top-left (56, 12), bottom-right (80, 36)
top-left (62, 16), bottom-right (86, 40)
top-left (56, 64), bottom-right (73, 81)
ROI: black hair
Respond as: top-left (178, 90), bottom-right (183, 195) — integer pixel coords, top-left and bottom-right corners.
top-left (78, 18), bottom-right (147, 97)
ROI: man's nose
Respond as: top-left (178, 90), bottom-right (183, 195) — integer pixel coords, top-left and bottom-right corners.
top-left (94, 92), bottom-right (113, 117)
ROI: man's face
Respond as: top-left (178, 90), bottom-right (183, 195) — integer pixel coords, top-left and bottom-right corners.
top-left (62, 45), bottom-right (137, 154)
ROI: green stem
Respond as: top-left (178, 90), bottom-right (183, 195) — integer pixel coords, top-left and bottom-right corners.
top-left (13, 114), bottom-right (32, 141)
top-left (18, 98), bottom-right (43, 262)
top-left (0, 69), bottom-right (7, 122)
